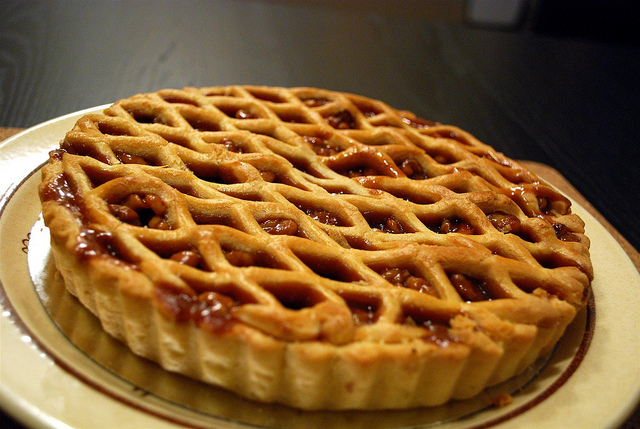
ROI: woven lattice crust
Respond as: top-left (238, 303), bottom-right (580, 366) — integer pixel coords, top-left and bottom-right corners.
top-left (39, 86), bottom-right (592, 410)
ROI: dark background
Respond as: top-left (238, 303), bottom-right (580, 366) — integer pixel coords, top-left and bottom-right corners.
top-left (1, 1), bottom-right (639, 428)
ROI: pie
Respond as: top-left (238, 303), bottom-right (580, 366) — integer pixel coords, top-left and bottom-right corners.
top-left (38, 86), bottom-right (593, 410)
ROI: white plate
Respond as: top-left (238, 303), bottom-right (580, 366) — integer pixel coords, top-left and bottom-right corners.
top-left (1, 108), bottom-right (639, 429)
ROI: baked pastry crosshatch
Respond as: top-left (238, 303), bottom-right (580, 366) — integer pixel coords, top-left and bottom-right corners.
top-left (35, 86), bottom-right (593, 412)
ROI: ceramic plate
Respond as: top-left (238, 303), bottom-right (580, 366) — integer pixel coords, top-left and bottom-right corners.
top-left (1, 108), bottom-right (639, 428)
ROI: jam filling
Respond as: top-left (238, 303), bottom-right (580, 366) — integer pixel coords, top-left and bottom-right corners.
top-left (503, 185), bottom-right (571, 218)
top-left (259, 218), bottom-right (299, 235)
top-left (296, 204), bottom-right (343, 227)
top-left (325, 150), bottom-right (399, 179)
top-left (339, 292), bottom-right (379, 325)
top-left (301, 97), bottom-right (330, 107)
top-left (537, 194), bottom-right (570, 217)
top-left (155, 289), bottom-right (237, 332)
top-left (235, 109), bottom-right (259, 120)
top-left (402, 307), bottom-right (456, 346)
top-left (430, 152), bottom-right (457, 165)
top-left (552, 222), bottom-right (580, 242)
top-left (60, 139), bottom-right (111, 164)
top-left (344, 235), bottom-right (378, 250)
top-left (325, 111), bottom-right (356, 129)
top-left (363, 212), bottom-right (409, 234)
top-left (303, 135), bottom-right (342, 156)
top-left (108, 193), bottom-right (170, 230)
top-left (350, 303), bottom-right (377, 325)
top-left (380, 268), bottom-right (439, 298)
top-left (73, 227), bottom-right (136, 269)
top-left (449, 273), bottom-right (490, 302)
top-left (41, 166), bottom-right (136, 266)
top-left (437, 218), bottom-right (475, 235)
top-left (259, 170), bottom-right (277, 183)
top-left (353, 101), bottom-right (382, 118)
top-left (220, 137), bottom-right (244, 153)
top-left (419, 322), bottom-right (455, 346)
top-left (361, 108), bottom-right (381, 118)
top-left (399, 158), bottom-right (427, 179)
top-left (344, 165), bottom-right (382, 178)
top-left (217, 106), bottom-right (260, 120)
top-left (40, 172), bottom-right (81, 213)
top-left (74, 228), bottom-right (117, 259)
top-left (487, 212), bottom-right (521, 233)
top-left (114, 150), bottom-right (150, 165)
top-left (538, 196), bottom-right (550, 214)
top-left (223, 248), bottom-right (284, 269)
top-left (478, 152), bottom-right (512, 168)
top-left (224, 249), bottom-right (257, 267)
top-left (169, 249), bottom-right (202, 267)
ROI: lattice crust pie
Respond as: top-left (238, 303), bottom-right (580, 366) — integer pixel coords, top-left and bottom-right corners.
top-left (39, 86), bottom-right (593, 410)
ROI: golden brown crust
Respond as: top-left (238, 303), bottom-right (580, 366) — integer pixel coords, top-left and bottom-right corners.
top-left (39, 86), bottom-right (592, 409)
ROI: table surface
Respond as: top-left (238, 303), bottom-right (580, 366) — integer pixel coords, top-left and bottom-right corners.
top-left (1, 1), bottom-right (639, 428)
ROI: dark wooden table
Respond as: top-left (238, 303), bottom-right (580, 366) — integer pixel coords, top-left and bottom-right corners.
top-left (1, 1), bottom-right (639, 428)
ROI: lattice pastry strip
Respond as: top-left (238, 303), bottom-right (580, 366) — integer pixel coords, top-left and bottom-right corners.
top-left (39, 86), bottom-right (592, 410)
